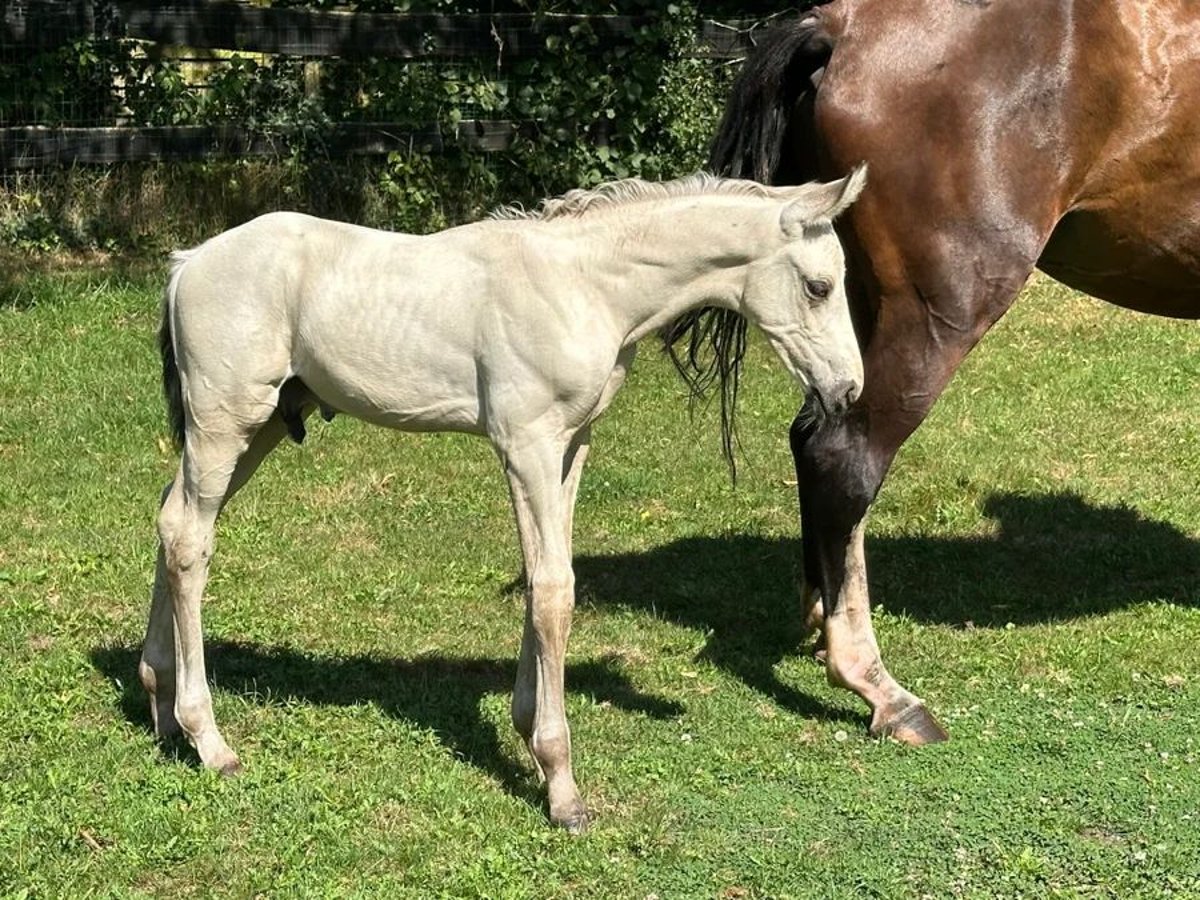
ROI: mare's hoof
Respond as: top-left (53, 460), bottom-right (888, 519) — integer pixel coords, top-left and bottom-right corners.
top-left (872, 703), bottom-right (949, 746)
top-left (218, 758), bottom-right (245, 778)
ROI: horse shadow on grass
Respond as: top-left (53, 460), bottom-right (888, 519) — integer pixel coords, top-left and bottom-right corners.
top-left (571, 489), bottom-right (1200, 718)
top-left (90, 643), bottom-right (683, 807)
top-left (92, 490), bottom-right (1200, 796)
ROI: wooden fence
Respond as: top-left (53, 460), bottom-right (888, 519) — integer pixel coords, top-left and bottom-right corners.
top-left (1, 1), bottom-right (772, 169)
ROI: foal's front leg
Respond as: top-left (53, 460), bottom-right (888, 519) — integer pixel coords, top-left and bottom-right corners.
top-left (504, 437), bottom-right (588, 832)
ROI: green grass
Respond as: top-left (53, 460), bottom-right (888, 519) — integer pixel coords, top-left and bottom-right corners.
top-left (1, 266), bottom-right (1198, 897)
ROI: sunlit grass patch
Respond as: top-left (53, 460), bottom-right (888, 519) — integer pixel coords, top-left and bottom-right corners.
top-left (1, 266), bottom-right (1198, 896)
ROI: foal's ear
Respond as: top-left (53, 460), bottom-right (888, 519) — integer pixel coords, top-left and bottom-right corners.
top-left (780, 164), bottom-right (868, 237)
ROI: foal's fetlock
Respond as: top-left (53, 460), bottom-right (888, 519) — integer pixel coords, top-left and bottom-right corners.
top-left (139, 660), bottom-right (181, 737)
top-left (173, 701), bottom-right (242, 774)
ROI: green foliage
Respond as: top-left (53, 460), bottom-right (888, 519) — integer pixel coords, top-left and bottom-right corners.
top-left (2, 1), bottom-right (757, 249)
top-left (0, 37), bottom-right (127, 127)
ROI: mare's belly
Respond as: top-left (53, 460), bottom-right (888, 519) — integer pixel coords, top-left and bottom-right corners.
top-left (1038, 208), bottom-right (1200, 320)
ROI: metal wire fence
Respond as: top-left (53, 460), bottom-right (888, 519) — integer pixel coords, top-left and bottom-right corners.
top-left (0, 1), bottom-right (783, 248)
top-left (1, 1), bottom-right (771, 167)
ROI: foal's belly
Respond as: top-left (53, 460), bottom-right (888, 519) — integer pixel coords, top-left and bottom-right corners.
top-left (1038, 207), bottom-right (1200, 320)
top-left (292, 330), bottom-right (485, 435)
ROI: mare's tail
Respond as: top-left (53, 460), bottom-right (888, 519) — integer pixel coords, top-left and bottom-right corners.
top-left (159, 249), bottom-right (195, 450)
top-left (708, 9), bottom-right (834, 182)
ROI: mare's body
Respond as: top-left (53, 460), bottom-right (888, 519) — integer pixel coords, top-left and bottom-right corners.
top-left (696, 0), bottom-right (1200, 741)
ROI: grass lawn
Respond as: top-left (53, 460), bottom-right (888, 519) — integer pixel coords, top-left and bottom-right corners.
top-left (1, 264), bottom-right (1198, 897)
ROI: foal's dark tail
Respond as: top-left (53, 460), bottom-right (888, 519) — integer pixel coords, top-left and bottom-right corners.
top-left (663, 10), bottom-right (835, 477)
top-left (159, 250), bottom-right (193, 450)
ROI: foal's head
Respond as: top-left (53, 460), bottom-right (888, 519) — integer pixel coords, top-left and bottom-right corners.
top-left (742, 166), bottom-right (866, 417)
top-left (664, 167), bottom-right (866, 477)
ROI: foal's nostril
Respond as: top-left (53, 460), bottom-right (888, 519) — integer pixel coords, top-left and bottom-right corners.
top-left (829, 379), bottom-right (861, 413)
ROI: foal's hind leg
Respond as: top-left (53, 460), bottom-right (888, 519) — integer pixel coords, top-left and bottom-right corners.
top-left (504, 434), bottom-right (589, 832)
top-left (141, 411), bottom-right (292, 768)
top-left (141, 495), bottom-right (183, 739)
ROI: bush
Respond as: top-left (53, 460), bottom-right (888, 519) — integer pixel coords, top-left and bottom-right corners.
top-left (0, 1), bottom-right (772, 251)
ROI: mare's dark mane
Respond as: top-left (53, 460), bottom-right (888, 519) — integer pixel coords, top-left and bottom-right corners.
top-left (664, 14), bottom-right (836, 476)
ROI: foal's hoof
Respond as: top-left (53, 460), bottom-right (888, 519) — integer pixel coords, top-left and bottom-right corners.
top-left (872, 703), bottom-right (949, 746)
top-left (218, 757), bottom-right (245, 778)
top-left (552, 802), bottom-right (590, 835)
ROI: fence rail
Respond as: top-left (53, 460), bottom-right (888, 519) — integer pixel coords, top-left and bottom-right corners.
top-left (117, 7), bottom-right (649, 61)
top-left (0, 121), bottom-right (523, 168)
top-left (3, 2), bottom-right (767, 59)
top-left (2, 1), bottom-right (772, 168)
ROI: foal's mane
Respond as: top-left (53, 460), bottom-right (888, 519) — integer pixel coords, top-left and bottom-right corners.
top-left (490, 171), bottom-right (777, 222)
top-left (494, 173), bottom-right (774, 480)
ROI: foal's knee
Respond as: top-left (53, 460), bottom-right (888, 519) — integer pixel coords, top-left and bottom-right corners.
top-left (157, 504), bottom-right (212, 573)
top-left (529, 565), bottom-right (575, 627)
top-left (529, 561), bottom-right (574, 602)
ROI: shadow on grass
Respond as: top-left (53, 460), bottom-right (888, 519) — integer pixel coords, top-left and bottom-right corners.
top-left (571, 489), bottom-right (1200, 715)
top-left (91, 491), bottom-right (1200, 800)
top-left (578, 488), bottom-right (1200, 631)
top-left (869, 491), bottom-right (1200, 625)
top-left (91, 643), bottom-right (683, 807)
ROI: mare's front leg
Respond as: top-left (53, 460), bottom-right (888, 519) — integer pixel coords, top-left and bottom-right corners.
top-left (504, 434), bottom-right (589, 832)
top-left (796, 407), bottom-right (946, 743)
top-left (796, 245), bottom-right (1038, 743)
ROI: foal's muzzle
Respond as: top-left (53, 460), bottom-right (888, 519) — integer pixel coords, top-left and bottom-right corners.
top-left (815, 379), bottom-right (862, 417)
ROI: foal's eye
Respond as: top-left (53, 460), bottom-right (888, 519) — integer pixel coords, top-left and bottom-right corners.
top-left (804, 278), bottom-right (833, 301)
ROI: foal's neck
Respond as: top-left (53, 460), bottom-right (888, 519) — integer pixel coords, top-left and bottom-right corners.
top-left (575, 198), bottom-right (781, 345)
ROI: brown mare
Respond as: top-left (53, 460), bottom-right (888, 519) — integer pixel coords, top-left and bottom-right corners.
top-left (673, 0), bottom-right (1200, 743)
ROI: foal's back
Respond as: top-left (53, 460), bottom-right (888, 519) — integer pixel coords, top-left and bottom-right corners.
top-left (172, 212), bottom-right (495, 433)
top-left (170, 211), bottom-right (618, 435)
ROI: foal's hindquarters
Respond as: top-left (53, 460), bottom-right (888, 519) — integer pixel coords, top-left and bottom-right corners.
top-left (140, 282), bottom-right (293, 777)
